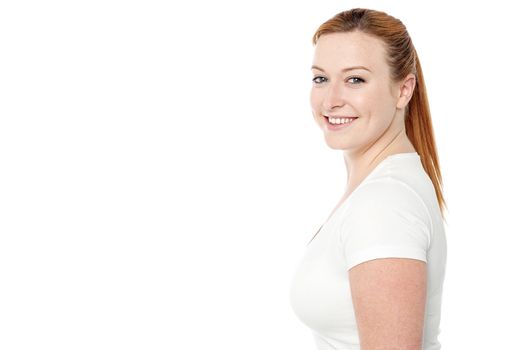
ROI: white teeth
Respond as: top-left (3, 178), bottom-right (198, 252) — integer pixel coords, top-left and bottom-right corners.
top-left (328, 117), bottom-right (356, 125)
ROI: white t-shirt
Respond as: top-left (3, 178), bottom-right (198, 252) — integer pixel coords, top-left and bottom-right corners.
top-left (289, 152), bottom-right (447, 350)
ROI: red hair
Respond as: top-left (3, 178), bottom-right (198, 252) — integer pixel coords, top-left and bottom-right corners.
top-left (313, 8), bottom-right (447, 219)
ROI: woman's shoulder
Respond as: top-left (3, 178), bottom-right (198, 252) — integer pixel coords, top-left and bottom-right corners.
top-left (340, 154), bottom-right (433, 219)
top-left (353, 154), bottom-right (437, 212)
top-left (350, 177), bottom-right (429, 215)
top-left (339, 159), bottom-right (441, 241)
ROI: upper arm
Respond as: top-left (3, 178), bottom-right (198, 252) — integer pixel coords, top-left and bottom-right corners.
top-left (348, 257), bottom-right (427, 350)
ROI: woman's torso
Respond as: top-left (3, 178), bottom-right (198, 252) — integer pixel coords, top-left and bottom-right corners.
top-left (289, 152), bottom-right (447, 350)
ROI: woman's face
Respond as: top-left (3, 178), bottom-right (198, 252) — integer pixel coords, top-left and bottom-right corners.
top-left (310, 31), bottom-right (406, 152)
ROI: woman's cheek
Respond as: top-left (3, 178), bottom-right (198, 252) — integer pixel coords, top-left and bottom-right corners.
top-left (309, 89), bottom-right (322, 112)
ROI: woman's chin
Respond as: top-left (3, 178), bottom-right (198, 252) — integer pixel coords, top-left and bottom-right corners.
top-left (324, 138), bottom-right (355, 150)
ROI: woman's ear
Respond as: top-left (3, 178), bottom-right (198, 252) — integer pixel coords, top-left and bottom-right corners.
top-left (396, 73), bottom-right (416, 109)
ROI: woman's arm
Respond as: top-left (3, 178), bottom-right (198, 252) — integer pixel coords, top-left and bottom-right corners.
top-left (348, 257), bottom-right (427, 350)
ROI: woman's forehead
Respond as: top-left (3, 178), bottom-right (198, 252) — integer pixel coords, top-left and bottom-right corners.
top-left (312, 31), bottom-right (389, 73)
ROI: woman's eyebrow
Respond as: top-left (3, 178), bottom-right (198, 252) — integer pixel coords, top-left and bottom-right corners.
top-left (311, 65), bottom-right (372, 73)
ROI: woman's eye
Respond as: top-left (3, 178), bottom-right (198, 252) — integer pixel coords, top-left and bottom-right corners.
top-left (347, 77), bottom-right (365, 84)
top-left (312, 76), bottom-right (327, 84)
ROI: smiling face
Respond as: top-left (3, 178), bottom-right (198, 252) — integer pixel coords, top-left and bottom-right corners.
top-left (310, 31), bottom-right (410, 153)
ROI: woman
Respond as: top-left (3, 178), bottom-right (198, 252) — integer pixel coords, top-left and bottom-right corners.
top-left (289, 8), bottom-right (447, 350)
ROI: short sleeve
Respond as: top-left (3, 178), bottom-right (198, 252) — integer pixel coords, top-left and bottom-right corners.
top-left (339, 179), bottom-right (432, 271)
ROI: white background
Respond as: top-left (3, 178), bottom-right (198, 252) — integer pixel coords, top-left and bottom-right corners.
top-left (1, 0), bottom-right (525, 349)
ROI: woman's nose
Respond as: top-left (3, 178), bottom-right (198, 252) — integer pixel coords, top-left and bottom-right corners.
top-left (323, 83), bottom-right (345, 110)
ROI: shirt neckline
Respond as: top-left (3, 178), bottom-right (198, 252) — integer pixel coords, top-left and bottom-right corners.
top-left (307, 151), bottom-right (419, 245)
top-left (334, 151), bottom-right (419, 217)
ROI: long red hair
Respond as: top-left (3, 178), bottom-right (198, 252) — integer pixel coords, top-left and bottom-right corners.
top-left (313, 8), bottom-right (447, 219)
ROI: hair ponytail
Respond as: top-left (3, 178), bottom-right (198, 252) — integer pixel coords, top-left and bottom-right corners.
top-left (405, 53), bottom-right (447, 219)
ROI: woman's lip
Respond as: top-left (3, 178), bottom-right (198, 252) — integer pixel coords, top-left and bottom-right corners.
top-left (323, 115), bottom-right (358, 130)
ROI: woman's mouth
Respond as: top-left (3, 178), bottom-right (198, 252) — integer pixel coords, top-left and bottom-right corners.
top-left (323, 115), bottom-right (358, 131)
